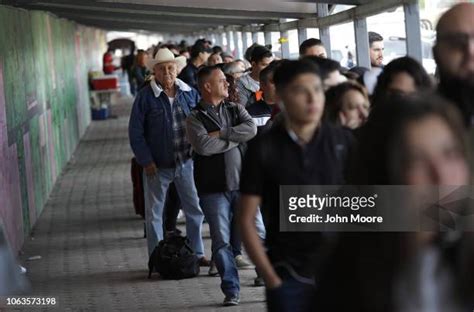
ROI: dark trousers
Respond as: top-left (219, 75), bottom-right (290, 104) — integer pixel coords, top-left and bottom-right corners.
top-left (163, 182), bottom-right (181, 233)
top-left (266, 266), bottom-right (316, 312)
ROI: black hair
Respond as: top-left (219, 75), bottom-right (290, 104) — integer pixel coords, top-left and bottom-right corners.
top-left (194, 38), bottom-right (207, 46)
top-left (215, 63), bottom-right (225, 70)
top-left (259, 60), bottom-right (283, 84)
top-left (273, 59), bottom-right (321, 91)
top-left (368, 31), bottom-right (384, 47)
top-left (165, 44), bottom-right (178, 51)
top-left (250, 46), bottom-right (273, 64)
top-left (303, 56), bottom-right (341, 80)
top-left (212, 46), bottom-right (223, 54)
top-left (244, 43), bottom-right (260, 62)
top-left (196, 65), bottom-right (222, 92)
top-left (190, 42), bottom-right (212, 59)
top-left (299, 38), bottom-right (324, 55)
top-left (209, 52), bottom-right (222, 59)
top-left (371, 56), bottom-right (433, 108)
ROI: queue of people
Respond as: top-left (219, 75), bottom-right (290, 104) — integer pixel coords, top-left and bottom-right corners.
top-left (128, 2), bottom-right (474, 310)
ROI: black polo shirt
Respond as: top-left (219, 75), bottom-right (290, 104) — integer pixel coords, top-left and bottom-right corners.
top-left (240, 121), bottom-right (354, 278)
top-left (246, 99), bottom-right (273, 135)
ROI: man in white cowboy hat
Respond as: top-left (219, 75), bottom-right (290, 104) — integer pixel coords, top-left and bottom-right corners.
top-left (129, 48), bottom-right (210, 266)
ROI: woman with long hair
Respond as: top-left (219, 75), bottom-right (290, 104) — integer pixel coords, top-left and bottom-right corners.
top-left (371, 56), bottom-right (433, 108)
top-left (325, 81), bottom-right (370, 129)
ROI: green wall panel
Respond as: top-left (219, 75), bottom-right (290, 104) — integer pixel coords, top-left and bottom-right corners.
top-left (0, 5), bottom-right (107, 253)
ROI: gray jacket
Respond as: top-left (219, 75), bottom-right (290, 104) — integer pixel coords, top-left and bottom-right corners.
top-left (186, 101), bottom-right (257, 191)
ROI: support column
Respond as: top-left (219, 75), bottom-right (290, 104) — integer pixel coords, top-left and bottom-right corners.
top-left (210, 33), bottom-right (216, 46)
top-left (242, 31), bottom-right (249, 53)
top-left (251, 32), bottom-right (258, 44)
top-left (354, 17), bottom-right (371, 68)
top-left (298, 27), bottom-right (308, 46)
top-left (206, 32), bottom-right (213, 44)
top-left (233, 31), bottom-right (242, 59)
top-left (404, 2), bottom-right (422, 62)
top-left (216, 32), bottom-right (223, 47)
top-left (264, 31), bottom-right (272, 46)
top-left (280, 30), bottom-right (290, 58)
top-left (226, 29), bottom-right (233, 53)
top-left (317, 3), bottom-right (331, 59)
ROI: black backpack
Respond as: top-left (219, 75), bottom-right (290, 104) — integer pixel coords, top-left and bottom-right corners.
top-left (148, 234), bottom-right (200, 279)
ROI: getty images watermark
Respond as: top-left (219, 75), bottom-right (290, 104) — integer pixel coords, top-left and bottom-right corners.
top-left (279, 185), bottom-right (474, 232)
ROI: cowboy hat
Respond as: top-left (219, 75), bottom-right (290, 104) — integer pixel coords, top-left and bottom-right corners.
top-left (147, 48), bottom-right (187, 71)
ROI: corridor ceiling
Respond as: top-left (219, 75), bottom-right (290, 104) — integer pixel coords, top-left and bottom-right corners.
top-left (2, 0), bottom-right (379, 34)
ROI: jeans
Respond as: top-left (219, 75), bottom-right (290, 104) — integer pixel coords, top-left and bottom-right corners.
top-left (200, 191), bottom-right (240, 297)
top-left (266, 266), bottom-right (316, 312)
top-left (143, 159), bottom-right (204, 257)
top-left (232, 207), bottom-right (266, 256)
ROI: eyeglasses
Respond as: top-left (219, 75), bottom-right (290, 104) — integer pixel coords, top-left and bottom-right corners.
top-left (437, 32), bottom-right (474, 50)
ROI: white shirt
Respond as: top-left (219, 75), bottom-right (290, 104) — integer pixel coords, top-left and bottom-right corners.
top-left (150, 77), bottom-right (191, 98)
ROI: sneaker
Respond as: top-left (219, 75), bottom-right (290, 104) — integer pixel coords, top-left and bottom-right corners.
top-left (198, 256), bottom-right (211, 267)
top-left (18, 265), bottom-right (27, 274)
top-left (223, 295), bottom-right (239, 306)
top-left (254, 276), bottom-right (265, 287)
top-left (235, 255), bottom-right (253, 269)
top-left (208, 261), bottom-right (219, 276)
top-left (177, 210), bottom-right (185, 224)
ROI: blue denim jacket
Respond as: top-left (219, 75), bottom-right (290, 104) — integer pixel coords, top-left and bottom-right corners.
top-left (129, 78), bottom-right (200, 168)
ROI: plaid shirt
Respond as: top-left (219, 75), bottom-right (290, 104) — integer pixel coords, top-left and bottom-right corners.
top-left (149, 78), bottom-right (194, 167)
top-left (171, 99), bottom-right (192, 165)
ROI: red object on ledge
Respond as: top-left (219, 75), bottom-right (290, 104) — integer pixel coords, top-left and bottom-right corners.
top-left (91, 75), bottom-right (119, 90)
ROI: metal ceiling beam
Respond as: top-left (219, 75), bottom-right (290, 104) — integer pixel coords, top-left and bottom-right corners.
top-left (7, 0), bottom-right (316, 19)
top-left (241, 0), bottom-right (411, 32)
top-left (241, 25), bottom-right (264, 33)
top-left (99, 0), bottom-right (317, 15)
top-left (4, 0), bottom-right (414, 39)
top-left (19, 3), bottom-right (275, 25)
top-left (72, 20), bottom-right (198, 34)
top-left (46, 11), bottom-right (240, 28)
top-left (288, 0), bottom-right (370, 4)
top-left (65, 14), bottom-right (212, 31)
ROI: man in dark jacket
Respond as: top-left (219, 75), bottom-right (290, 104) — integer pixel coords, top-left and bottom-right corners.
top-left (128, 48), bottom-right (208, 265)
top-left (178, 41), bottom-right (212, 90)
top-left (186, 66), bottom-right (257, 306)
top-left (246, 60), bottom-right (281, 134)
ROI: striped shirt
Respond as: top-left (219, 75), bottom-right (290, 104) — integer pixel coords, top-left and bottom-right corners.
top-left (236, 73), bottom-right (259, 107)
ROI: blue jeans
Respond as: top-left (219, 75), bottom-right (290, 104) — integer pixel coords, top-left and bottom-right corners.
top-left (266, 266), bottom-right (316, 312)
top-left (143, 159), bottom-right (204, 257)
top-left (200, 191), bottom-right (240, 297)
top-left (232, 207), bottom-right (266, 256)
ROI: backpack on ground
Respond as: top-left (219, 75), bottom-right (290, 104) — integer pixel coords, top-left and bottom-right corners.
top-left (147, 234), bottom-right (200, 280)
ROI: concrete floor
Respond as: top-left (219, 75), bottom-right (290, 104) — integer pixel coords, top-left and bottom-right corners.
top-left (18, 96), bottom-right (266, 312)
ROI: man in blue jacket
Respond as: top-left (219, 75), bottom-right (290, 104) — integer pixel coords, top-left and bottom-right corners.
top-left (129, 48), bottom-right (209, 265)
